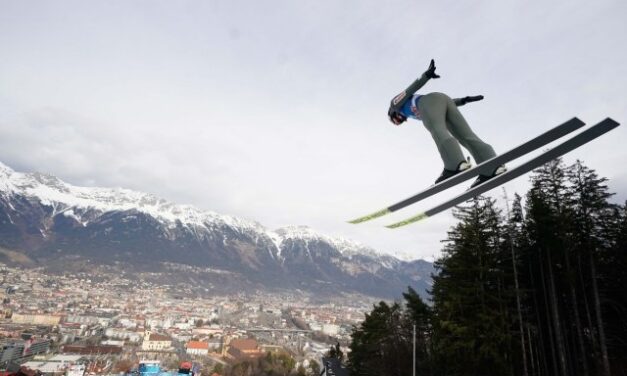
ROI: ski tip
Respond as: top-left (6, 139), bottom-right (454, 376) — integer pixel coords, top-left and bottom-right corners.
top-left (348, 208), bottom-right (392, 224)
top-left (601, 117), bottom-right (620, 127)
top-left (385, 212), bottom-right (429, 229)
top-left (571, 117), bottom-right (586, 127)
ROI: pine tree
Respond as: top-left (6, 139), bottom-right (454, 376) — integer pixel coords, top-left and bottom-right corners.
top-left (346, 158), bottom-right (625, 375)
top-left (402, 286), bottom-right (433, 374)
top-left (565, 160), bottom-right (618, 375)
top-left (431, 197), bottom-right (513, 375)
top-left (524, 158), bottom-right (573, 376)
top-left (348, 301), bottom-right (413, 376)
top-left (503, 192), bottom-right (529, 376)
top-left (602, 202), bottom-right (627, 373)
top-left (518, 158), bottom-right (624, 376)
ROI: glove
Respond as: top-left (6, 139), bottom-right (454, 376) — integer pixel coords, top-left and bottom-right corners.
top-left (424, 59), bottom-right (440, 79)
top-left (460, 95), bottom-right (484, 105)
top-left (388, 105), bottom-right (407, 126)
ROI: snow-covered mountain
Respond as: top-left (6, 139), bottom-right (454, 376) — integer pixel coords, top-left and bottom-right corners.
top-left (0, 161), bottom-right (265, 232)
top-left (0, 162), bottom-right (433, 298)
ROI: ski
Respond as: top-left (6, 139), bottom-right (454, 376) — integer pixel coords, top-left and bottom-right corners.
top-left (385, 118), bottom-right (619, 228)
top-left (348, 117), bottom-right (586, 224)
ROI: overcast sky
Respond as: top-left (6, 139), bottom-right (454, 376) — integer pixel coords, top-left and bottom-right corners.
top-left (1, 0), bottom-right (625, 261)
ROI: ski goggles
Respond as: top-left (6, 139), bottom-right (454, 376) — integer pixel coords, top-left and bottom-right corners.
top-left (389, 111), bottom-right (407, 125)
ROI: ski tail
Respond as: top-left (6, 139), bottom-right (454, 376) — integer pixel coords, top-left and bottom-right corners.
top-left (385, 118), bottom-right (620, 228)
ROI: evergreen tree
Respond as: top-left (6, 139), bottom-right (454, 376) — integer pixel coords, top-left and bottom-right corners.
top-left (519, 158), bottom-right (624, 376)
top-left (345, 158), bottom-right (625, 375)
top-left (347, 287), bottom-right (432, 376)
top-left (524, 158), bottom-right (573, 376)
top-left (602, 202), bottom-right (627, 373)
top-left (431, 197), bottom-right (513, 375)
top-left (565, 160), bottom-right (621, 375)
top-left (503, 192), bottom-right (530, 376)
top-left (402, 286), bottom-right (433, 374)
top-left (225, 351), bottom-right (298, 376)
top-left (348, 301), bottom-right (413, 376)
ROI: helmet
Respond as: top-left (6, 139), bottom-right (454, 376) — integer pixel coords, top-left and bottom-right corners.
top-left (388, 106), bottom-right (407, 125)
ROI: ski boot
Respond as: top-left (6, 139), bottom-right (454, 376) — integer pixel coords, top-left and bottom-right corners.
top-left (434, 159), bottom-right (472, 184)
top-left (470, 165), bottom-right (507, 188)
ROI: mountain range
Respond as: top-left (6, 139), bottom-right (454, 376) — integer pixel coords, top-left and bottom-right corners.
top-left (0, 162), bottom-right (433, 299)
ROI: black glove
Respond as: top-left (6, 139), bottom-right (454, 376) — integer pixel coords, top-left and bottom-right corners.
top-left (460, 95), bottom-right (484, 105)
top-left (425, 59), bottom-right (440, 79)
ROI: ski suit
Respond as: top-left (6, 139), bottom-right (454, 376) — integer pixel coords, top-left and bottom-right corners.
top-left (389, 66), bottom-right (497, 171)
top-left (401, 92), bottom-right (496, 170)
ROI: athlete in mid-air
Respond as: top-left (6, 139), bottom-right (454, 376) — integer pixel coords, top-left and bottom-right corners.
top-left (388, 59), bottom-right (505, 187)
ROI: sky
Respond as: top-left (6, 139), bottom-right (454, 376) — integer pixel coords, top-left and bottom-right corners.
top-left (1, 0), bottom-right (626, 261)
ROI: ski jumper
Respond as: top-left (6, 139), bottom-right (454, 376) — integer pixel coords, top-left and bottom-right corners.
top-left (389, 66), bottom-right (497, 171)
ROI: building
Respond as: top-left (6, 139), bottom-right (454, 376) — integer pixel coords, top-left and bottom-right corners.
top-left (23, 339), bottom-right (51, 356)
top-left (66, 364), bottom-right (86, 376)
top-left (61, 344), bottom-right (122, 355)
top-left (11, 313), bottom-right (62, 326)
top-left (194, 324), bottom-right (222, 333)
top-left (65, 312), bottom-right (116, 327)
top-left (227, 339), bottom-right (262, 360)
top-left (207, 339), bottom-right (222, 353)
top-left (0, 342), bottom-right (25, 364)
top-left (20, 355), bottom-right (84, 375)
top-left (185, 341), bottom-right (209, 356)
top-left (104, 328), bottom-right (142, 343)
top-left (101, 340), bottom-right (125, 347)
top-left (322, 324), bottom-right (340, 336)
top-left (260, 344), bottom-right (283, 354)
top-left (141, 331), bottom-right (172, 351)
top-left (1, 339), bottom-right (53, 362)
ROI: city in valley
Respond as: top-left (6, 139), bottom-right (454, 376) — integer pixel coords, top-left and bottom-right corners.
top-left (0, 262), bottom-right (379, 375)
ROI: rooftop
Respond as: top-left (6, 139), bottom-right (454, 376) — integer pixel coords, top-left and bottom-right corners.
top-left (148, 333), bottom-right (171, 342)
top-left (186, 341), bottom-right (209, 350)
top-left (229, 338), bottom-right (258, 351)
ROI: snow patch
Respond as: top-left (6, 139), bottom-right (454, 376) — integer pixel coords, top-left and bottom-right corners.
top-left (266, 230), bottom-right (283, 258)
top-left (62, 209), bottom-right (82, 225)
top-left (0, 163), bottom-right (264, 232)
top-left (0, 162), bottom-right (416, 265)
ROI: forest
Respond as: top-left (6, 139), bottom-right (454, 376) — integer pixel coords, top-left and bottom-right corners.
top-left (348, 159), bottom-right (627, 376)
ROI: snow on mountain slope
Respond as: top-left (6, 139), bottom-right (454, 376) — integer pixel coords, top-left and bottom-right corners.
top-left (0, 161), bottom-right (265, 231)
top-left (275, 225), bottom-right (390, 261)
top-left (0, 161), bottom-right (435, 298)
top-left (0, 162), bottom-right (405, 262)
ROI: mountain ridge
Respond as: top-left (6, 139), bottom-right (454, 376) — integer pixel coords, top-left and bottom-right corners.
top-left (0, 161), bottom-right (433, 299)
